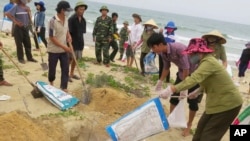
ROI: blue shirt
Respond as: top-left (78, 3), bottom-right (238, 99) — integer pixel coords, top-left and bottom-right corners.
top-left (3, 3), bottom-right (14, 13)
top-left (164, 32), bottom-right (175, 43)
top-left (34, 11), bottom-right (45, 27)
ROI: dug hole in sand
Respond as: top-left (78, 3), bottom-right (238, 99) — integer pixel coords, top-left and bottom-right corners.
top-left (0, 87), bottom-right (151, 141)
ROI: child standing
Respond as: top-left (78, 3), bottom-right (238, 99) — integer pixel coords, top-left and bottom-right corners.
top-left (118, 21), bottom-right (129, 61)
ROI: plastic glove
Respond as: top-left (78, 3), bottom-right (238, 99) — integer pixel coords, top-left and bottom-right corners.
top-left (158, 86), bottom-right (173, 99)
top-left (155, 80), bottom-right (163, 91)
top-left (188, 87), bottom-right (202, 99)
top-left (179, 90), bottom-right (188, 100)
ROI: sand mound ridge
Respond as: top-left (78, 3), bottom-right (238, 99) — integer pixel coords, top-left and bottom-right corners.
top-left (0, 111), bottom-right (68, 141)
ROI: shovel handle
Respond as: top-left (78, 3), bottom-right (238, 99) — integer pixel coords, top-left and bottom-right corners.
top-left (68, 43), bottom-right (87, 88)
top-left (1, 48), bottom-right (35, 87)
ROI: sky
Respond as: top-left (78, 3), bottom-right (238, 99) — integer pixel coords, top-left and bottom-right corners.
top-left (91, 0), bottom-right (250, 25)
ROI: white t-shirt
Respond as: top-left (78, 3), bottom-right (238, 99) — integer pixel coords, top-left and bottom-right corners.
top-left (129, 23), bottom-right (143, 45)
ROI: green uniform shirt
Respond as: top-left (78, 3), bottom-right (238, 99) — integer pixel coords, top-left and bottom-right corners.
top-left (140, 30), bottom-right (154, 53)
top-left (119, 27), bottom-right (128, 45)
top-left (211, 43), bottom-right (227, 62)
top-left (92, 16), bottom-right (112, 42)
top-left (175, 54), bottom-right (243, 114)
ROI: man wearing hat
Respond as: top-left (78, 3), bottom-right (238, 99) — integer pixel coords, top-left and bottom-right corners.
top-left (202, 30), bottom-right (228, 68)
top-left (92, 5), bottom-right (112, 67)
top-left (118, 21), bottom-right (129, 60)
top-left (126, 13), bottom-right (143, 67)
top-left (68, 1), bottom-right (87, 82)
top-left (47, 1), bottom-right (73, 92)
top-left (140, 19), bottom-right (158, 76)
top-left (5, 0), bottom-right (38, 64)
top-left (33, 0), bottom-right (47, 50)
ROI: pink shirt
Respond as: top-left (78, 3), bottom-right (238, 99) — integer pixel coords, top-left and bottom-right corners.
top-left (161, 42), bottom-right (196, 80)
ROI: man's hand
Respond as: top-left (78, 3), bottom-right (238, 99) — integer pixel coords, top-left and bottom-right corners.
top-left (64, 46), bottom-right (72, 53)
top-left (15, 20), bottom-right (23, 27)
top-left (188, 87), bottom-right (202, 99)
top-left (158, 86), bottom-right (174, 99)
top-left (37, 27), bottom-right (41, 33)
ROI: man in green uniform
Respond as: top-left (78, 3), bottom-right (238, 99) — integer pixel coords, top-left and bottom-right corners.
top-left (92, 5), bottom-right (112, 67)
top-left (109, 12), bottom-right (119, 62)
top-left (118, 21), bottom-right (129, 60)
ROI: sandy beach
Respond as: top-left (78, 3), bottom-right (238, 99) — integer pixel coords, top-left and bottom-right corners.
top-left (0, 31), bottom-right (250, 141)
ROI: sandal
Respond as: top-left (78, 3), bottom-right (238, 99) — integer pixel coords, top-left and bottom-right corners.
top-left (71, 75), bottom-right (80, 80)
top-left (0, 80), bottom-right (13, 86)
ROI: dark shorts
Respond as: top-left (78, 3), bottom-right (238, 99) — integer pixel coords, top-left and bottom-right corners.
top-left (170, 73), bottom-right (203, 111)
top-left (69, 50), bottom-right (83, 60)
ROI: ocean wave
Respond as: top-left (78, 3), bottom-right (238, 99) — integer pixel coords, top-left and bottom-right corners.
top-left (86, 20), bottom-right (94, 24)
top-left (224, 34), bottom-right (248, 42)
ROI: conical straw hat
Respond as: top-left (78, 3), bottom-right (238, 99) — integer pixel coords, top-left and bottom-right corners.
top-left (202, 30), bottom-right (226, 44)
top-left (143, 19), bottom-right (158, 29)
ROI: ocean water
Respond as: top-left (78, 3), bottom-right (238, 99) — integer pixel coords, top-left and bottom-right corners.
top-left (1, 0), bottom-right (250, 65)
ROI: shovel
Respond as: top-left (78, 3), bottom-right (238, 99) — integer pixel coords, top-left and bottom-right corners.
top-left (28, 11), bottom-right (48, 71)
top-left (1, 48), bottom-right (43, 98)
top-left (69, 43), bottom-right (91, 104)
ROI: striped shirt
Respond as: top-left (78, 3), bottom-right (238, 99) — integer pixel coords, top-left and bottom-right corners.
top-left (7, 5), bottom-right (30, 26)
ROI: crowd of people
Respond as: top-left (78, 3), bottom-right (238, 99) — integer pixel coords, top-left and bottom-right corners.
top-left (1, 0), bottom-right (249, 141)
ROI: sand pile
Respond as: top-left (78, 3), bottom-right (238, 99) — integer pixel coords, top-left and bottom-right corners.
top-left (88, 87), bottom-right (149, 116)
top-left (0, 111), bottom-right (68, 141)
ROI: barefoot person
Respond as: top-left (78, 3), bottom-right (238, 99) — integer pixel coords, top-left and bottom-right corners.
top-left (68, 1), bottom-right (87, 82)
top-left (0, 41), bottom-right (13, 86)
top-left (149, 33), bottom-right (203, 137)
top-left (92, 6), bottom-right (112, 67)
top-left (5, 0), bottom-right (38, 64)
top-left (149, 35), bottom-right (243, 141)
top-left (47, 1), bottom-right (73, 92)
top-left (126, 13), bottom-right (143, 67)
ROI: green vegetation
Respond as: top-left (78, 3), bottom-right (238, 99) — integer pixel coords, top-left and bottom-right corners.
top-left (17, 70), bottom-right (30, 76)
top-left (3, 65), bottom-right (14, 69)
top-left (42, 72), bottom-right (48, 77)
top-left (86, 72), bottom-right (150, 97)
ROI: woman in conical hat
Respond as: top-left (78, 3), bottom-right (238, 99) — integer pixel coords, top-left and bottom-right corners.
top-left (202, 30), bottom-right (227, 68)
top-left (139, 19), bottom-right (158, 76)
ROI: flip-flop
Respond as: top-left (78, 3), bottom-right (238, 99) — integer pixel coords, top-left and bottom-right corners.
top-left (0, 81), bottom-right (13, 86)
top-left (71, 75), bottom-right (80, 80)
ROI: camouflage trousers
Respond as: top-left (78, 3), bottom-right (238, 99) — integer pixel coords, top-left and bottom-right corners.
top-left (95, 41), bottom-right (110, 64)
